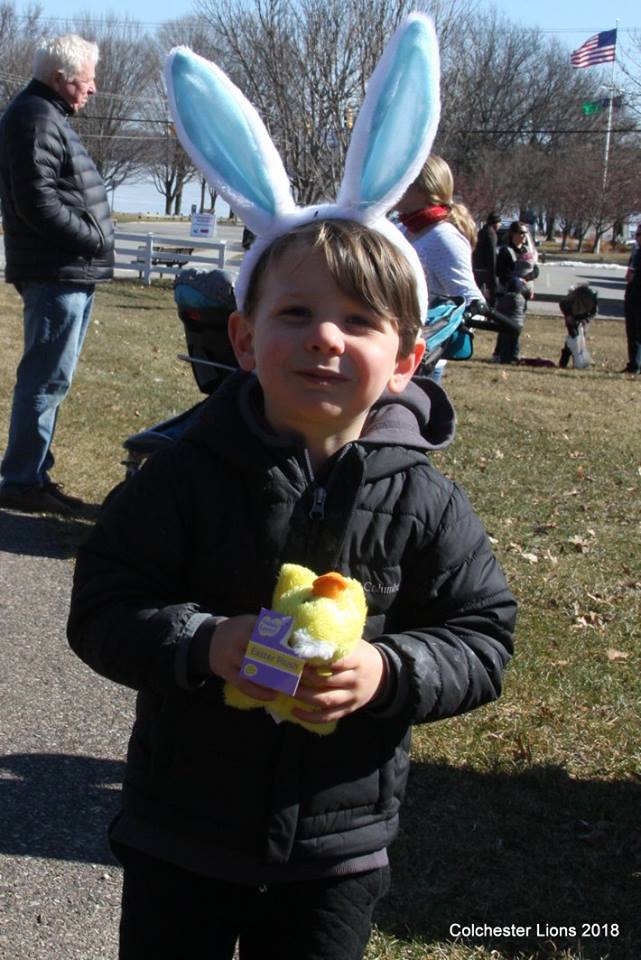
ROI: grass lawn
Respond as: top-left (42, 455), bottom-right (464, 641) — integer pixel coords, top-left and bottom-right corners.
top-left (1, 280), bottom-right (639, 960)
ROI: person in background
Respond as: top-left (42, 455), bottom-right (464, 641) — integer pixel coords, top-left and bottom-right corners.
top-left (472, 211), bottom-right (502, 305)
top-left (395, 155), bottom-right (484, 383)
top-left (0, 33), bottom-right (114, 516)
top-left (558, 284), bottom-right (598, 369)
top-left (623, 225), bottom-right (641, 374)
top-left (496, 221), bottom-right (528, 292)
top-left (492, 221), bottom-right (533, 363)
top-left (494, 260), bottom-right (536, 364)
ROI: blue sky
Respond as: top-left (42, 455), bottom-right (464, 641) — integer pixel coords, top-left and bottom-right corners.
top-left (14, 0), bottom-right (641, 51)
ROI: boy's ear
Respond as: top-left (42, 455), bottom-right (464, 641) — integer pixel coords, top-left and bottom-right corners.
top-left (388, 338), bottom-right (425, 394)
top-left (227, 310), bottom-right (256, 371)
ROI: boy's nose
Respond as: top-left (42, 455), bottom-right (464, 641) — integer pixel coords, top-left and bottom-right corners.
top-left (306, 321), bottom-right (345, 354)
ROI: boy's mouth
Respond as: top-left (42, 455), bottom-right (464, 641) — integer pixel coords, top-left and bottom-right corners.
top-left (295, 368), bottom-right (346, 384)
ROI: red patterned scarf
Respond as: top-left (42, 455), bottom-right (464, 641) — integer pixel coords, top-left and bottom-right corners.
top-left (398, 204), bottom-right (449, 233)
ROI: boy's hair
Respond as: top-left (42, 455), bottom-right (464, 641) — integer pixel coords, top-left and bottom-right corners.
top-left (566, 284), bottom-right (598, 318)
top-left (243, 218), bottom-right (422, 357)
top-left (33, 34), bottom-right (99, 83)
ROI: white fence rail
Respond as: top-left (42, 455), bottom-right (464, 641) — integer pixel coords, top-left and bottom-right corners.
top-left (114, 230), bottom-right (230, 284)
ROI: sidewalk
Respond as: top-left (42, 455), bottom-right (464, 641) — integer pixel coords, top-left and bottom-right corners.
top-left (0, 510), bottom-right (131, 959)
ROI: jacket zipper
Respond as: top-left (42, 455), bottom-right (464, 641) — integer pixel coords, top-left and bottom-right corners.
top-left (308, 486), bottom-right (326, 520)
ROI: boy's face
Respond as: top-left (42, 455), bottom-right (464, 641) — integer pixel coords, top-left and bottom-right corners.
top-left (229, 246), bottom-right (423, 449)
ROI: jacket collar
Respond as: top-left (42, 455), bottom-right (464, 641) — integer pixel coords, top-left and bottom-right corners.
top-left (25, 77), bottom-right (74, 117)
top-left (186, 371), bottom-right (456, 466)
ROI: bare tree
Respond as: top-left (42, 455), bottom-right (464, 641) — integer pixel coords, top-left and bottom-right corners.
top-left (0, 2), bottom-right (44, 108)
top-left (195, 0), bottom-right (471, 206)
top-left (142, 15), bottom-right (219, 215)
top-left (619, 29), bottom-right (641, 122)
top-left (70, 14), bottom-right (157, 196)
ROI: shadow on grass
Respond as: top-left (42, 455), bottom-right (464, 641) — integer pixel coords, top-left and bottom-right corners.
top-left (0, 753), bottom-right (124, 866)
top-left (473, 358), bottom-right (630, 380)
top-left (0, 509), bottom-right (97, 559)
top-left (380, 761), bottom-right (640, 959)
top-left (2, 751), bottom-right (638, 956)
top-left (112, 302), bottom-right (174, 311)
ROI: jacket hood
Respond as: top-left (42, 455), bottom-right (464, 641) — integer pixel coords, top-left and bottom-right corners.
top-left (362, 378), bottom-right (455, 451)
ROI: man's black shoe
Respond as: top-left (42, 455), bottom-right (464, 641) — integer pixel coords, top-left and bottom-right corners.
top-left (0, 481), bottom-right (92, 517)
top-left (43, 481), bottom-right (90, 511)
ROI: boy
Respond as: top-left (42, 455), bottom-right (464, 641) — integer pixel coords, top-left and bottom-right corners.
top-left (558, 284), bottom-right (598, 369)
top-left (68, 218), bottom-right (516, 960)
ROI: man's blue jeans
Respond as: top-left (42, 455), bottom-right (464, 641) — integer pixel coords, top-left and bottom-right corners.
top-left (1, 282), bottom-right (95, 487)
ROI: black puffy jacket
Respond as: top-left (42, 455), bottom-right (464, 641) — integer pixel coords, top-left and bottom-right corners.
top-left (0, 79), bottom-right (114, 284)
top-left (68, 374), bottom-right (516, 876)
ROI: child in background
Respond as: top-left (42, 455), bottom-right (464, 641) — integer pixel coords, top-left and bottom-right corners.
top-left (67, 20), bottom-right (516, 960)
top-left (558, 284), bottom-right (598, 369)
top-left (493, 260), bottom-right (536, 364)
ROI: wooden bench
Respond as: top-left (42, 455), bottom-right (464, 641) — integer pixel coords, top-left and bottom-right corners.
top-left (133, 244), bottom-right (195, 270)
top-left (151, 245), bottom-right (195, 267)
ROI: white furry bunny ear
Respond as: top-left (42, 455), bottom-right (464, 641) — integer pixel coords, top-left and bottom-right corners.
top-left (164, 47), bottom-right (296, 235)
top-left (165, 16), bottom-right (440, 319)
top-left (337, 13), bottom-right (440, 223)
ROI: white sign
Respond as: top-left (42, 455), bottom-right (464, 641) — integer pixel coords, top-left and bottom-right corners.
top-left (190, 212), bottom-right (216, 237)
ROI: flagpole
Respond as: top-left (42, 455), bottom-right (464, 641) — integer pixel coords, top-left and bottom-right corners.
top-left (602, 21), bottom-right (618, 191)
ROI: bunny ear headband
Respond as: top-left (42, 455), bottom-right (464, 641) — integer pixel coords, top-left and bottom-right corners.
top-left (164, 13), bottom-right (440, 321)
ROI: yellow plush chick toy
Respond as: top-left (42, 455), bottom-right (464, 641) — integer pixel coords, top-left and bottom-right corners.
top-left (224, 563), bottom-right (367, 734)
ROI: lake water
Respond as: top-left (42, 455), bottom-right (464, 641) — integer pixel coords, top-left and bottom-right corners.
top-left (111, 178), bottom-right (231, 218)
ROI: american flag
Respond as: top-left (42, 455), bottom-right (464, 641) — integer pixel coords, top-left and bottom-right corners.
top-left (570, 29), bottom-right (617, 68)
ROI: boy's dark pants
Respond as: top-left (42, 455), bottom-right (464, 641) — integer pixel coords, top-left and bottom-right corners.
top-left (116, 842), bottom-right (390, 960)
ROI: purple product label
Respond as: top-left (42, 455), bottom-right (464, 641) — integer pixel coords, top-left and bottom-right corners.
top-left (240, 609), bottom-right (304, 695)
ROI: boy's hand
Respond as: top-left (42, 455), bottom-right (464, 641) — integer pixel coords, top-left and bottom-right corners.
top-left (208, 615), bottom-right (276, 701)
top-left (291, 639), bottom-right (387, 725)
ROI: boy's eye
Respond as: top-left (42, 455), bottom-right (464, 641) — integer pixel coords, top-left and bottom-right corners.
top-left (347, 313), bottom-right (389, 331)
top-left (278, 305), bottom-right (311, 320)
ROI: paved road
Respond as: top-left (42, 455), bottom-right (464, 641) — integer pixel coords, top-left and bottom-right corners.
top-left (0, 222), bottom-right (627, 318)
top-left (0, 512), bottom-right (131, 958)
top-left (528, 259), bottom-right (627, 319)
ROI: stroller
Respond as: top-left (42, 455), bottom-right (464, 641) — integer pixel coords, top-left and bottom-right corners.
top-left (122, 273), bottom-right (518, 477)
top-left (122, 270), bottom-right (237, 477)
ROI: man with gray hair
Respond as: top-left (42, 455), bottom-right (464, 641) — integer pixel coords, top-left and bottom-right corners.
top-left (0, 34), bottom-right (114, 516)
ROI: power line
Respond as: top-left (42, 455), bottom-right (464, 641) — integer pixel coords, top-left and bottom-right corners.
top-left (77, 127), bottom-right (641, 142)
top-left (12, 12), bottom-right (194, 28)
top-left (9, 12), bottom-right (641, 33)
top-left (449, 127), bottom-right (641, 134)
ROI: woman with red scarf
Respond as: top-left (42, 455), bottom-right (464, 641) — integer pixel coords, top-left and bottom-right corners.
top-left (396, 155), bottom-right (484, 383)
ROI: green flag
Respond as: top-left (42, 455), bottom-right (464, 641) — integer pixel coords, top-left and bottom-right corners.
top-left (582, 95), bottom-right (623, 116)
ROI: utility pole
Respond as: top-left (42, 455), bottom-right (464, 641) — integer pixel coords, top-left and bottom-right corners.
top-left (596, 20), bottom-right (619, 253)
